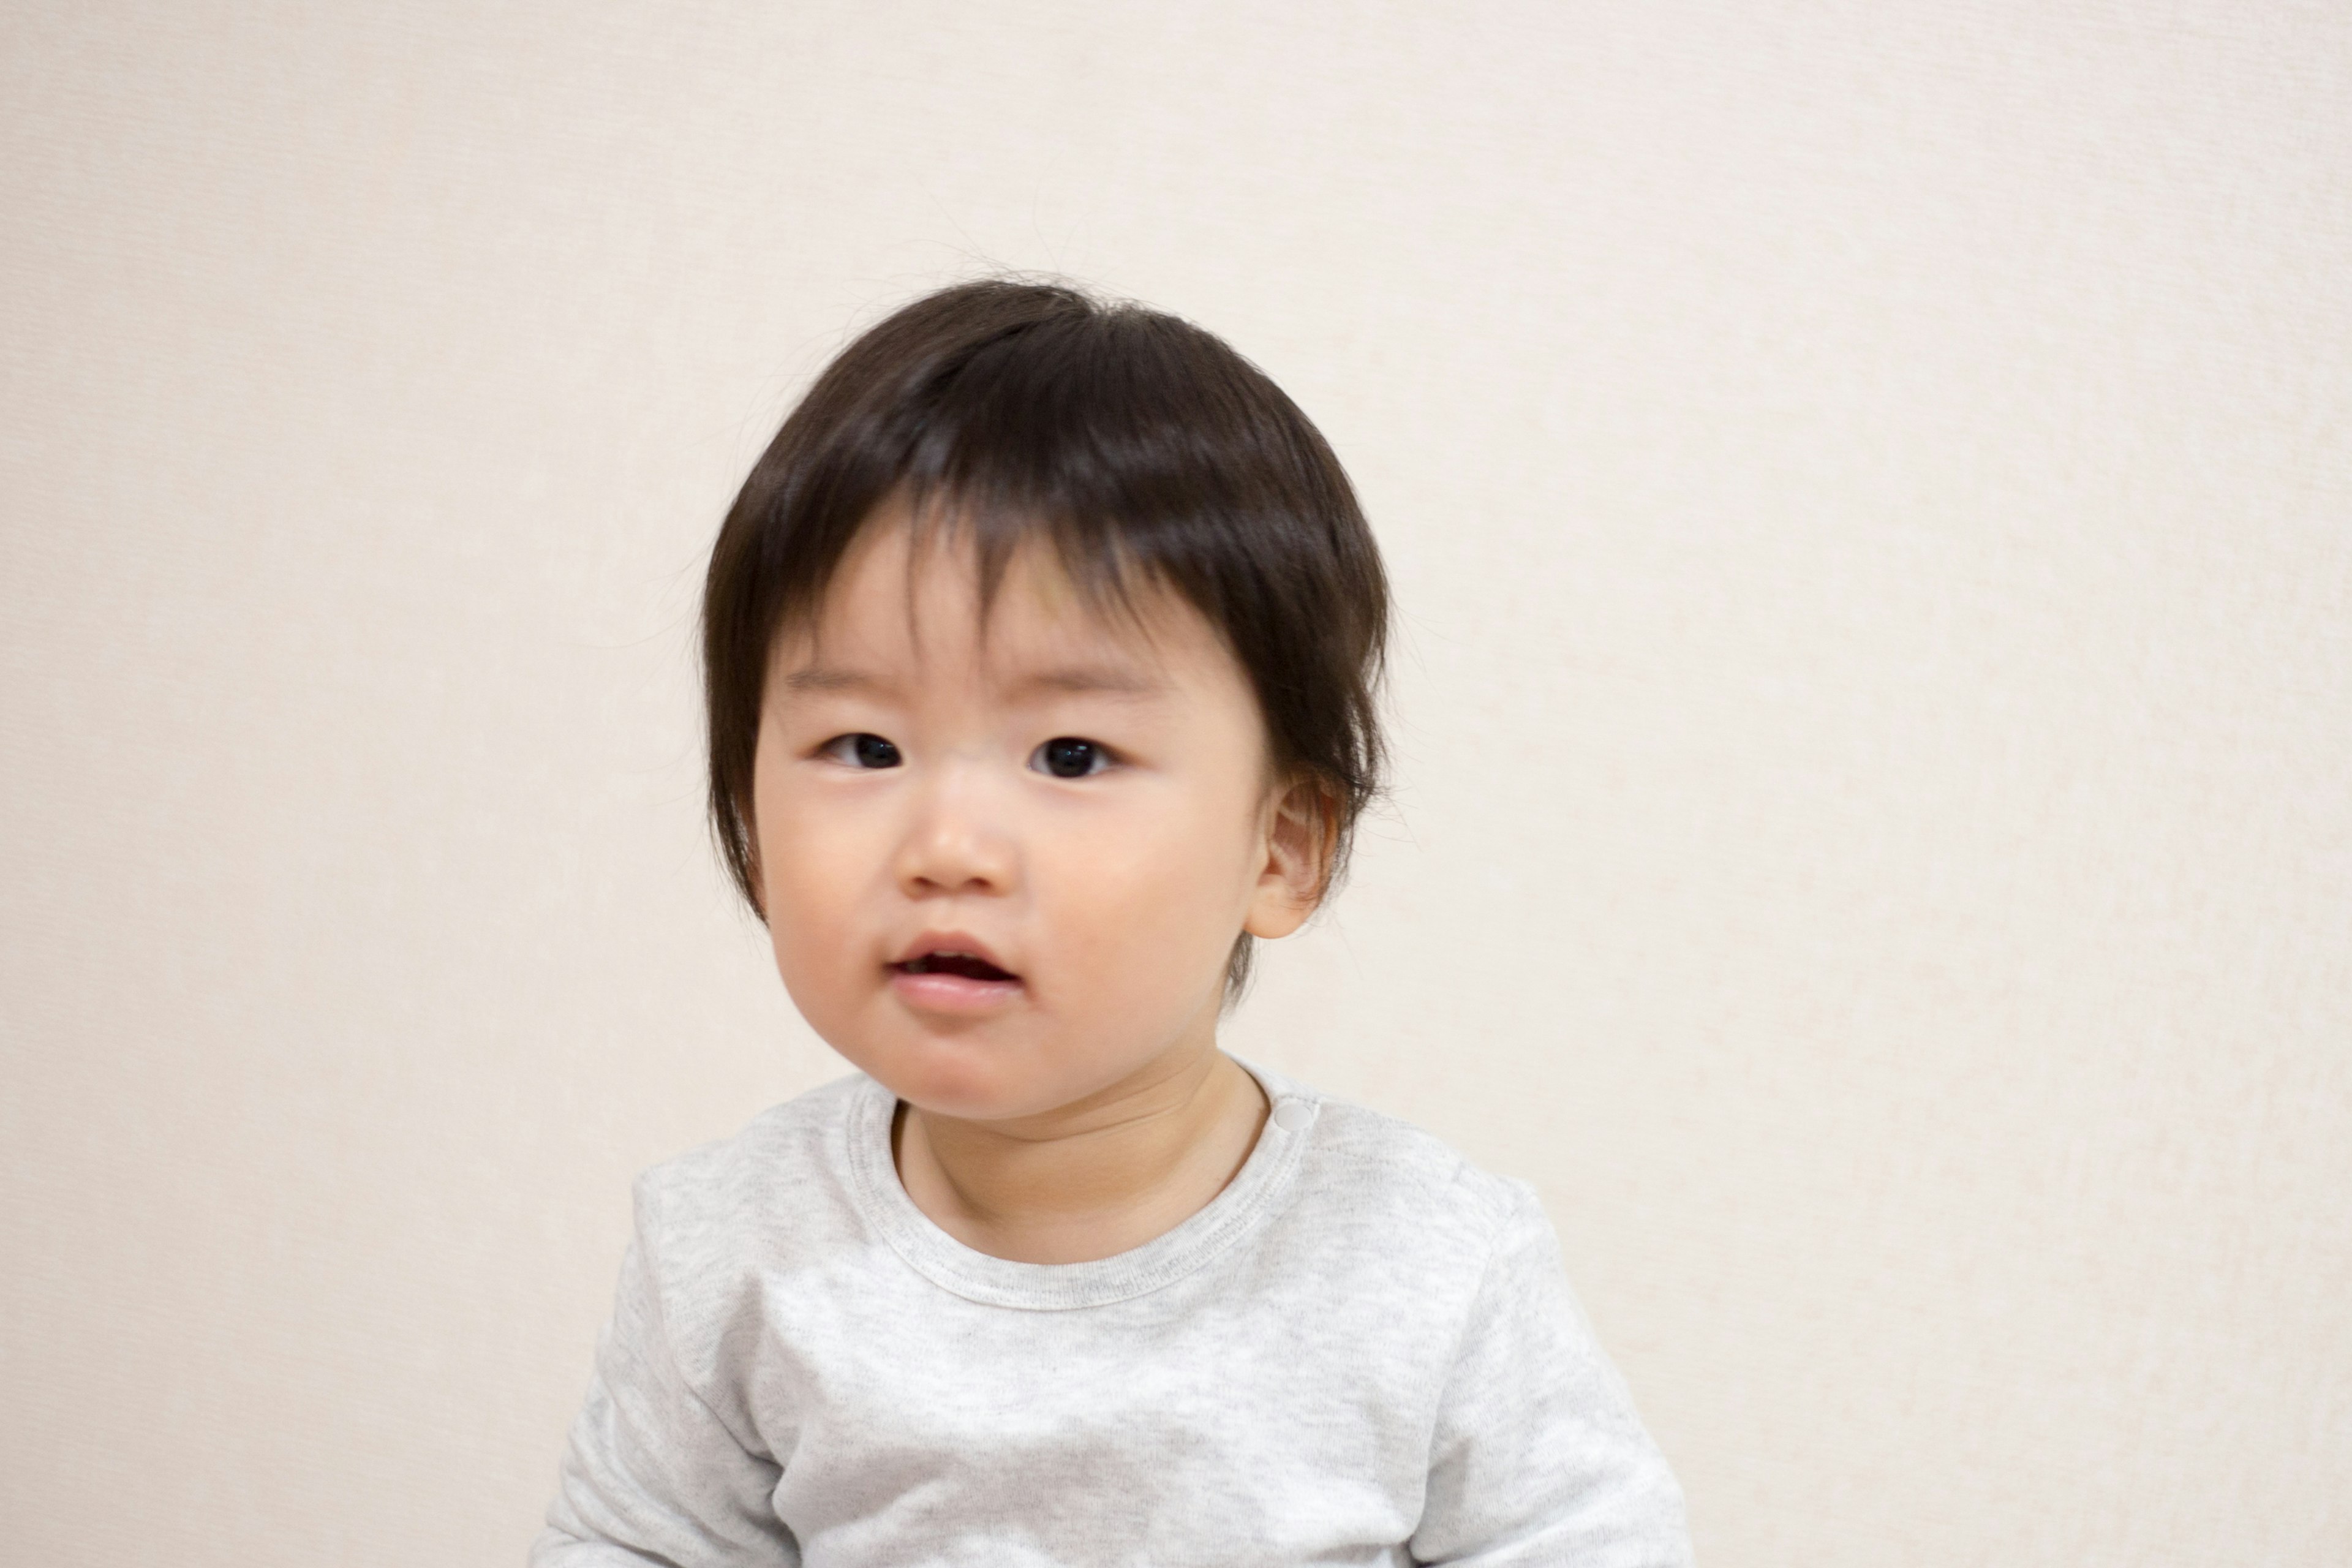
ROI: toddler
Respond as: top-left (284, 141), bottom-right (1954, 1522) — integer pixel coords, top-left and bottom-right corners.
top-left (535, 280), bottom-right (1692, 1566)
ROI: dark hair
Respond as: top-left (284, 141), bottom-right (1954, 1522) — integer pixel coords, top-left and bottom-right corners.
top-left (701, 278), bottom-right (1388, 995)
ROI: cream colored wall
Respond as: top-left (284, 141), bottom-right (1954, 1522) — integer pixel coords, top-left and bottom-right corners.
top-left (4, 2), bottom-right (2346, 1562)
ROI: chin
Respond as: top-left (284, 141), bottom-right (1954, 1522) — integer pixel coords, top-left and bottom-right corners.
top-left (840, 1028), bottom-right (1059, 1122)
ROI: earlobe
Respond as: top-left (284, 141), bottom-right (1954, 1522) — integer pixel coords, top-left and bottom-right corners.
top-left (1242, 781), bottom-right (1333, 941)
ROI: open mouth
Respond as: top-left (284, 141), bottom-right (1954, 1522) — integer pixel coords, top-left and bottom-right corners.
top-left (888, 937), bottom-right (1023, 1013)
top-left (894, 952), bottom-right (1018, 984)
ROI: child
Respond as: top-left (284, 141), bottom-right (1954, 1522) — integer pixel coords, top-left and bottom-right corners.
top-left (535, 280), bottom-right (1692, 1566)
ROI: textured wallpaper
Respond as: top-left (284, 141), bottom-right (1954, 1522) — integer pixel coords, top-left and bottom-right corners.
top-left (3, 2), bottom-right (2346, 1562)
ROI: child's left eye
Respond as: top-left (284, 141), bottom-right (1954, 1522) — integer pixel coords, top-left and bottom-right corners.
top-left (1030, 737), bottom-right (1111, 778)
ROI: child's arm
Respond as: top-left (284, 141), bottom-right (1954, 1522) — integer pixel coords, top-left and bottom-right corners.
top-left (1408, 1182), bottom-right (1694, 1567)
top-left (532, 1183), bottom-right (799, 1567)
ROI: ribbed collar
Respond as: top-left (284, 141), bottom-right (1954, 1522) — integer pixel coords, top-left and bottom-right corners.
top-left (842, 1060), bottom-right (1320, 1311)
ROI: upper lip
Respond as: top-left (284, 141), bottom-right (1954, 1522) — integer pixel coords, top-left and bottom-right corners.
top-left (889, 931), bottom-right (1019, 976)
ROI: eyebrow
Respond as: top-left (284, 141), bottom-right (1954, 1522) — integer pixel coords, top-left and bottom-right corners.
top-left (778, 666), bottom-right (880, 694)
top-left (777, 663), bottom-right (1167, 699)
top-left (1012, 664), bottom-right (1167, 699)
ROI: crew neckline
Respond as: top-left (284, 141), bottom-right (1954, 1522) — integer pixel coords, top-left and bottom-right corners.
top-left (842, 1059), bottom-right (1321, 1311)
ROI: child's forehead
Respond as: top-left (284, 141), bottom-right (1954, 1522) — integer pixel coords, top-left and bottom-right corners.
top-left (769, 515), bottom-right (1218, 688)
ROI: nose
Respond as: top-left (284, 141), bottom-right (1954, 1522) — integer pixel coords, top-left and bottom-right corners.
top-left (891, 756), bottom-right (1017, 899)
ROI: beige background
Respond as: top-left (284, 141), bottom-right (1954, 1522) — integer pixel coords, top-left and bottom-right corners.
top-left (5, 2), bottom-right (2348, 1562)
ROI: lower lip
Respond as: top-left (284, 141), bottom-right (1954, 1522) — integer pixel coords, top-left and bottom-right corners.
top-left (889, 968), bottom-right (1025, 1015)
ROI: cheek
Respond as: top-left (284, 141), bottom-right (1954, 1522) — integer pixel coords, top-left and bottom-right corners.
top-left (1044, 787), bottom-right (1260, 995)
top-left (753, 791), bottom-right (879, 992)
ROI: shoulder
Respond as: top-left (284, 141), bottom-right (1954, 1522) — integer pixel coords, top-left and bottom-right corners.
top-left (1254, 1063), bottom-right (1544, 1276)
top-left (627, 1072), bottom-right (874, 1270)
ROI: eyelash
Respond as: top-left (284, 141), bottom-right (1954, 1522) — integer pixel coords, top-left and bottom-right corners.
top-left (818, 733), bottom-right (902, 769)
top-left (815, 734), bottom-right (1117, 779)
top-left (1031, 737), bottom-right (1112, 779)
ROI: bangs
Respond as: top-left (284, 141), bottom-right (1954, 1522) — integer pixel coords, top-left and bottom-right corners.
top-left (758, 293), bottom-right (1350, 652)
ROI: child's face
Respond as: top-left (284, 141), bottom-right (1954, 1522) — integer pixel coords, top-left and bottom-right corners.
top-left (751, 508), bottom-right (1319, 1123)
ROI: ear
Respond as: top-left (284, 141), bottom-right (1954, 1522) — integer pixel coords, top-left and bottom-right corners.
top-left (1243, 778), bottom-right (1336, 940)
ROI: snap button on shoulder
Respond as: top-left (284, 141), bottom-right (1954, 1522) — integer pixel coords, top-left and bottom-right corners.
top-left (1270, 1100), bottom-right (1313, 1133)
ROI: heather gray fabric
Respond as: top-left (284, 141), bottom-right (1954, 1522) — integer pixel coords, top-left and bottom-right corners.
top-left (535, 1063), bottom-right (1692, 1567)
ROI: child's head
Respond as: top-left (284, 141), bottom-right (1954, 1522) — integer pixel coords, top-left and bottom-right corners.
top-left (702, 279), bottom-right (1387, 1120)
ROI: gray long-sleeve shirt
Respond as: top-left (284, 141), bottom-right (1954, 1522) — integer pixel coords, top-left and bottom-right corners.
top-left (535, 1064), bottom-right (1692, 1566)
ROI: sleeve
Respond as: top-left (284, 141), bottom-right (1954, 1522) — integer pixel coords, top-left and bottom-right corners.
top-left (531, 1178), bottom-right (801, 1568)
top-left (1408, 1182), bottom-right (1694, 1568)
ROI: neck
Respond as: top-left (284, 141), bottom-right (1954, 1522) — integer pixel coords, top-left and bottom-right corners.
top-left (893, 1041), bottom-right (1269, 1265)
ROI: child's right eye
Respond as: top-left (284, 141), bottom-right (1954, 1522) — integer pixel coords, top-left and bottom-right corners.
top-left (820, 733), bottom-right (903, 769)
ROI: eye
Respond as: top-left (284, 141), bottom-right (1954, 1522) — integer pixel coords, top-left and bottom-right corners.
top-left (821, 733), bottom-right (902, 769)
top-left (1031, 736), bottom-right (1110, 779)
